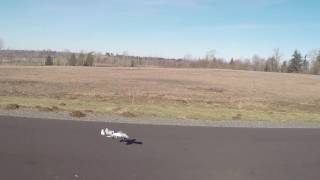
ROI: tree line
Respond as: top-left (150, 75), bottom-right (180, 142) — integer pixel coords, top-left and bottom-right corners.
top-left (1, 48), bottom-right (320, 75)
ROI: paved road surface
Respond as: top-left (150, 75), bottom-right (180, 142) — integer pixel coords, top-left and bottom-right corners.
top-left (1, 116), bottom-right (320, 180)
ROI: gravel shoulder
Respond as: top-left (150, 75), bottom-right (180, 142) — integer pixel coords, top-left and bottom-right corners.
top-left (1, 108), bottom-right (320, 129)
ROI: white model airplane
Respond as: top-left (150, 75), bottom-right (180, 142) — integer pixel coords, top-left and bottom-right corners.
top-left (100, 128), bottom-right (129, 140)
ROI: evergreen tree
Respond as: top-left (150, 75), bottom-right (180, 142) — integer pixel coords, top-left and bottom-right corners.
top-left (281, 61), bottom-right (288, 73)
top-left (68, 53), bottom-right (77, 66)
top-left (45, 55), bottom-right (53, 65)
top-left (131, 60), bottom-right (135, 67)
top-left (317, 52), bottom-right (320, 63)
top-left (84, 52), bottom-right (94, 66)
top-left (78, 52), bottom-right (86, 66)
top-left (288, 50), bottom-right (303, 73)
top-left (302, 56), bottom-right (309, 73)
top-left (229, 58), bottom-right (234, 65)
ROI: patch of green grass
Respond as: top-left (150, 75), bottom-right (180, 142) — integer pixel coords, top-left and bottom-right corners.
top-left (1, 95), bottom-right (320, 122)
top-left (128, 103), bottom-right (320, 122)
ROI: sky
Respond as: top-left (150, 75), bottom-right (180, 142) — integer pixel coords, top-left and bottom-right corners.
top-left (0, 0), bottom-right (319, 60)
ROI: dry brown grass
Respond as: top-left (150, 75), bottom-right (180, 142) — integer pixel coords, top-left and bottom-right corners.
top-left (69, 111), bottom-right (86, 118)
top-left (0, 66), bottom-right (319, 121)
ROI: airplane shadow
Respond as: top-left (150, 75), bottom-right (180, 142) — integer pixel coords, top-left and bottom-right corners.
top-left (120, 139), bottom-right (143, 145)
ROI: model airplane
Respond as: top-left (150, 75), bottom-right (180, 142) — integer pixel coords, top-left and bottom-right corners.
top-left (100, 128), bottom-right (129, 140)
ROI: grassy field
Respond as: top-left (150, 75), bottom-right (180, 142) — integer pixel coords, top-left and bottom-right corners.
top-left (0, 66), bottom-right (320, 122)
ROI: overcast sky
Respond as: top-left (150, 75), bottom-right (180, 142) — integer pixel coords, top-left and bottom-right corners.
top-left (0, 0), bottom-right (319, 59)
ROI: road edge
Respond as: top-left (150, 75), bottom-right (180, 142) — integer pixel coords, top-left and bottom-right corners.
top-left (1, 108), bottom-right (320, 129)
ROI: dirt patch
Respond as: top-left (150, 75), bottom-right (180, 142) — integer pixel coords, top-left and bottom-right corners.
top-left (5, 104), bottom-right (20, 110)
top-left (51, 106), bottom-right (59, 111)
top-left (35, 106), bottom-right (53, 112)
top-left (112, 107), bottom-right (136, 118)
top-left (84, 110), bottom-right (94, 113)
top-left (119, 111), bottom-right (136, 118)
top-left (207, 87), bottom-right (225, 93)
top-left (232, 113), bottom-right (242, 120)
top-left (112, 107), bottom-right (123, 113)
top-left (59, 103), bottom-right (66, 106)
top-left (176, 99), bottom-right (188, 105)
top-left (188, 87), bottom-right (225, 93)
top-left (177, 116), bottom-right (187, 120)
top-left (34, 105), bottom-right (59, 112)
top-left (69, 111), bottom-right (86, 118)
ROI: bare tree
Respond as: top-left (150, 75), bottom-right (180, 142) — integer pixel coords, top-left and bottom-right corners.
top-left (265, 57), bottom-right (275, 72)
top-left (252, 55), bottom-right (266, 71)
top-left (184, 54), bottom-right (193, 61)
top-left (309, 50), bottom-right (320, 75)
top-left (0, 38), bottom-right (3, 64)
top-left (205, 50), bottom-right (216, 60)
top-left (272, 48), bottom-right (281, 72)
top-left (265, 49), bottom-right (282, 72)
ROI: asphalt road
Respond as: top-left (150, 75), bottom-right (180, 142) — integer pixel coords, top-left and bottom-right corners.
top-left (1, 116), bottom-right (320, 180)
